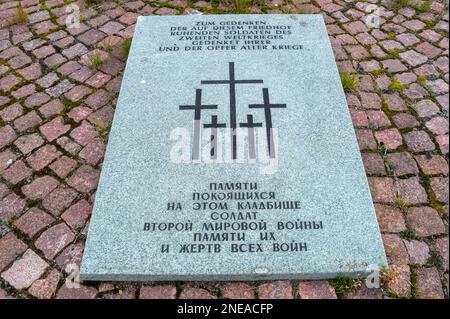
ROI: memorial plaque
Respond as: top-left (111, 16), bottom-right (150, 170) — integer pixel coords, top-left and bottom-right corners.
top-left (80, 14), bottom-right (387, 281)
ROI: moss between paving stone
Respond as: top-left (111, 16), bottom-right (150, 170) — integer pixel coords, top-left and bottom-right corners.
top-left (409, 265), bottom-right (418, 298)
top-left (1, 0), bottom-right (448, 300)
top-left (419, 172), bottom-right (447, 218)
top-left (329, 277), bottom-right (359, 299)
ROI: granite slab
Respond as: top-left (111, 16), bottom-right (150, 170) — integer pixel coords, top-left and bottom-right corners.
top-left (80, 14), bottom-right (387, 281)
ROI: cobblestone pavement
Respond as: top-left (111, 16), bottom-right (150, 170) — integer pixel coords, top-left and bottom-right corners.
top-left (0, 0), bottom-right (448, 299)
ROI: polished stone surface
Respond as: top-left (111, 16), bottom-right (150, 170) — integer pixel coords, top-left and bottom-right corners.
top-left (80, 14), bottom-right (387, 281)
